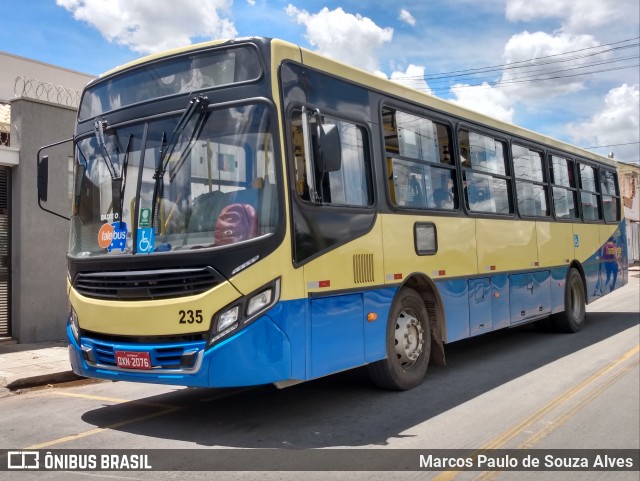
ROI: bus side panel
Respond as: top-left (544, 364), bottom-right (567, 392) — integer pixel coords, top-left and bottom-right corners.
top-left (491, 274), bottom-right (511, 331)
top-left (476, 219), bottom-right (538, 274)
top-left (209, 313), bottom-right (292, 387)
top-left (598, 223), bottom-right (627, 293)
top-left (309, 294), bottom-right (364, 379)
top-left (381, 215), bottom-right (477, 282)
top-left (550, 266), bottom-right (570, 314)
top-left (573, 223), bottom-right (601, 300)
top-left (437, 279), bottom-right (470, 342)
top-left (267, 300), bottom-right (308, 382)
top-left (537, 221), bottom-right (574, 267)
top-left (363, 287), bottom-right (396, 363)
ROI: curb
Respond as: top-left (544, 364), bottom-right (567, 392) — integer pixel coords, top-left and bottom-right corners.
top-left (2, 371), bottom-right (83, 391)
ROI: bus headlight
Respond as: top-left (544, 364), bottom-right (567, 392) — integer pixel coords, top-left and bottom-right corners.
top-left (208, 278), bottom-right (281, 346)
top-left (69, 307), bottom-right (80, 343)
top-left (247, 288), bottom-right (273, 317)
top-left (217, 306), bottom-right (239, 333)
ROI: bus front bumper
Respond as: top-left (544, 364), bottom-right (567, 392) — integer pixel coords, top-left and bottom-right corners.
top-left (67, 314), bottom-right (293, 388)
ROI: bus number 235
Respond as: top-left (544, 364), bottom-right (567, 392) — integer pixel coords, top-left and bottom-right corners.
top-left (179, 310), bottom-right (203, 324)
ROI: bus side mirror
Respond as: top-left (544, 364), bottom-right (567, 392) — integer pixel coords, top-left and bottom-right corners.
top-left (36, 137), bottom-right (73, 221)
top-left (37, 155), bottom-right (49, 202)
top-left (317, 123), bottom-right (342, 173)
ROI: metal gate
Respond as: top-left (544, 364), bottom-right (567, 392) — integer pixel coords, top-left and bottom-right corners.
top-left (0, 167), bottom-right (10, 337)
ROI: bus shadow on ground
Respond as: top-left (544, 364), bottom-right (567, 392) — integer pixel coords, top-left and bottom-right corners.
top-left (80, 310), bottom-right (639, 449)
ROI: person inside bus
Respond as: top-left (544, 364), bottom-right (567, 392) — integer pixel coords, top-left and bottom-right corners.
top-left (433, 188), bottom-right (454, 209)
top-left (392, 162), bottom-right (425, 207)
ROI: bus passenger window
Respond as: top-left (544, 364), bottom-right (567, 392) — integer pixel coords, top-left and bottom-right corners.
top-left (513, 145), bottom-right (549, 217)
top-left (459, 129), bottom-right (512, 215)
top-left (290, 109), bottom-right (372, 207)
top-left (550, 155), bottom-right (578, 219)
top-left (390, 159), bottom-right (426, 208)
top-left (601, 170), bottom-right (620, 222)
top-left (578, 163), bottom-right (601, 221)
top-left (383, 106), bottom-right (458, 211)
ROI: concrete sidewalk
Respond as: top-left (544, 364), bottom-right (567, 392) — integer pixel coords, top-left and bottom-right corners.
top-left (0, 340), bottom-right (80, 393)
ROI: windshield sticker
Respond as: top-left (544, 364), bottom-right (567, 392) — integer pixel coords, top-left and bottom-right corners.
top-left (97, 222), bottom-right (128, 252)
top-left (137, 228), bottom-right (155, 254)
top-left (139, 208), bottom-right (151, 227)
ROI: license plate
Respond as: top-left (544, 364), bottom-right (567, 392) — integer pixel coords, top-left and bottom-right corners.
top-left (115, 351), bottom-right (151, 370)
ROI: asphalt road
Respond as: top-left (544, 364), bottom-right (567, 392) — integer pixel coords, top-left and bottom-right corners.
top-left (1, 269), bottom-right (638, 480)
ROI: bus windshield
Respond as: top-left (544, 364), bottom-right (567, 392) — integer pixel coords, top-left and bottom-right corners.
top-left (69, 102), bottom-right (278, 257)
top-left (78, 45), bottom-right (262, 121)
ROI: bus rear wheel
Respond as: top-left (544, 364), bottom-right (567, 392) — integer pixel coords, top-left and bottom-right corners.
top-left (367, 287), bottom-right (431, 390)
top-left (552, 268), bottom-right (586, 333)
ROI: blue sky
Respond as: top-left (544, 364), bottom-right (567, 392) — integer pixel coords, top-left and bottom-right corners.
top-left (2, 0), bottom-right (639, 163)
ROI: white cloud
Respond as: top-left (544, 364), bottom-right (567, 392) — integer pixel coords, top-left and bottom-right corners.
top-left (450, 83), bottom-right (515, 124)
top-left (505, 0), bottom-right (631, 31)
top-left (500, 31), bottom-right (600, 100)
top-left (56, 0), bottom-right (237, 54)
top-left (285, 5), bottom-right (393, 72)
top-left (566, 84), bottom-right (640, 163)
top-left (390, 65), bottom-right (432, 95)
top-left (247, 0), bottom-right (256, 5)
top-left (399, 9), bottom-right (416, 27)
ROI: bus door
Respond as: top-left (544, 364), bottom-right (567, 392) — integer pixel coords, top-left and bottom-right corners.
top-left (289, 107), bottom-right (384, 379)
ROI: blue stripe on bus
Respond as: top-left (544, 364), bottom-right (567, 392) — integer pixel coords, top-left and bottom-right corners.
top-left (68, 222), bottom-right (628, 388)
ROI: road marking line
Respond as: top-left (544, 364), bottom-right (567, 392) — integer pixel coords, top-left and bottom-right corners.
top-left (474, 359), bottom-right (640, 481)
top-left (429, 343), bottom-right (639, 481)
top-left (25, 406), bottom-right (182, 450)
top-left (519, 360), bottom-right (639, 449)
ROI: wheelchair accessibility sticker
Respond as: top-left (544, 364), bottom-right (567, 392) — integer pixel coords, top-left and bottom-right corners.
top-left (97, 222), bottom-right (127, 252)
top-left (137, 228), bottom-right (155, 254)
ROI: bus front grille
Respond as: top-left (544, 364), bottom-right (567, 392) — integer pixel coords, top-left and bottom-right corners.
top-left (82, 335), bottom-right (206, 371)
top-left (73, 267), bottom-right (220, 300)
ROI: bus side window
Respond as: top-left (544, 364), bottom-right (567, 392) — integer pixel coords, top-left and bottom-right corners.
top-left (383, 105), bottom-right (457, 211)
top-left (290, 109), bottom-right (372, 207)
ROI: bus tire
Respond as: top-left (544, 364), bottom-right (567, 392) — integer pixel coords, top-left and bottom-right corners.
top-left (552, 268), bottom-right (586, 333)
top-left (367, 287), bottom-right (431, 390)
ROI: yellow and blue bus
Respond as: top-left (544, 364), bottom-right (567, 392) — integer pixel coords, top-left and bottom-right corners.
top-left (39, 37), bottom-right (627, 390)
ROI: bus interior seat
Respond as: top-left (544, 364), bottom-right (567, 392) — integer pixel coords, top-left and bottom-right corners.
top-left (186, 179), bottom-right (277, 243)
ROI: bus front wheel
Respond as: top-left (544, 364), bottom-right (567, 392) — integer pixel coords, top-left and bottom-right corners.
top-left (552, 268), bottom-right (586, 333)
top-left (367, 287), bottom-right (431, 390)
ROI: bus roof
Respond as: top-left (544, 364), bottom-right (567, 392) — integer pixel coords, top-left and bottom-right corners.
top-left (93, 36), bottom-right (616, 168)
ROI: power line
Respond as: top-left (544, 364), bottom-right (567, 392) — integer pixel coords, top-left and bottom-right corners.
top-left (583, 142), bottom-right (640, 149)
top-left (424, 63), bottom-right (639, 94)
top-left (393, 36), bottom-right (640, 82)
top-left (400, 54), bottom-right (639, 89)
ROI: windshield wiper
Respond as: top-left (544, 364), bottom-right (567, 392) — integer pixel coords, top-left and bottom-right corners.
top-left (93, 118), bottom-right (118, 179)
top-left (115, 135), bottom-right (133, 227)
top-left (151, 95), bottom-right (209, 229)
top-left (94, 118), bottom-right (131, 226)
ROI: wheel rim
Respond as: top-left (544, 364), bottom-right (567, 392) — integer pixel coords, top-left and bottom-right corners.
top-left (394, 308), bottom-right (424, 369)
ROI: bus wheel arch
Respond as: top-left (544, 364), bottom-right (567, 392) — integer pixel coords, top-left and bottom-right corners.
top-left (569, 260), bottom-right (589, 305)
top-left (367, 274), bottom-right (447, 390)
top-left (552, 263), bottom-right (587, 333)
top-left (403, 273), bottom-right (446, 367)
top-left (367, 286), bottom-right (431, 390)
